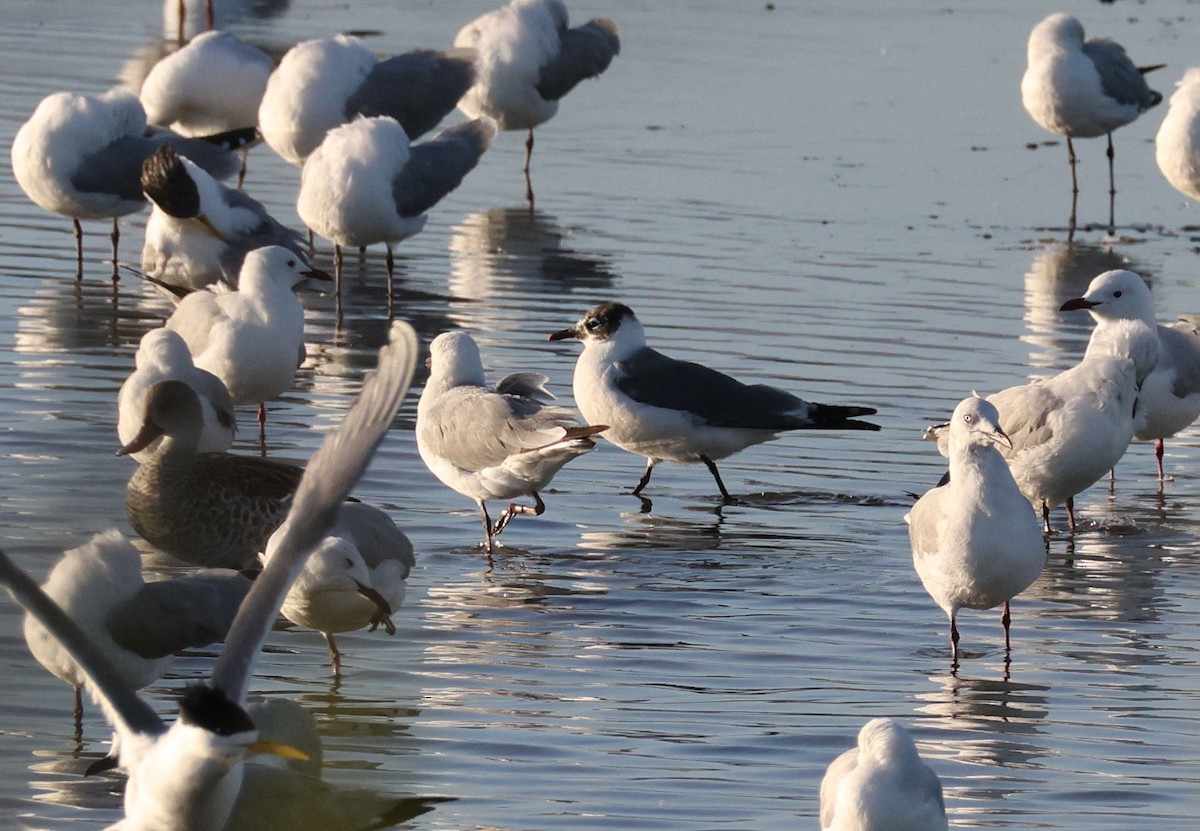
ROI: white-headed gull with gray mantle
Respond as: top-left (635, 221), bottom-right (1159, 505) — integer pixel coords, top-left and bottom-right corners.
top-left (819, 717), bottom-right (948, 831)
top-left (417, 330), bottom-right (607, 553)
top-left (907, 397), bottom-right (1045, 665)
top-left (1156, 68), bottom-right (1200, 201)
top-left (258, 34), bottom-right (476, 167)
top-left (548, 302), bottom-right (880, 501)
top-left (141, 144), bottom-right (306, 295)
top-left (118, 327), bottom-right (236, 463)
top-left (164, 245), bottom-right (325, 433)
top-left (267, 502), bottom-right (415, 673)
top-left (297, 115), bottom-right (496, 289)
top-left (0, 321), bottom-right (417, 828)
top-left (1059, 269), bottom-right (1200, 480)
top-left (10, 88), bottom-right (252, 278)
top-left (453, 0), bottom-right (620, 206)
top-left (1020, 12), bottom-right (1163, 236)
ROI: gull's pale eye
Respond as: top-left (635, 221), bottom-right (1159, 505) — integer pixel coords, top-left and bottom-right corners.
top-left (963, 414), bottom-right (974, 423)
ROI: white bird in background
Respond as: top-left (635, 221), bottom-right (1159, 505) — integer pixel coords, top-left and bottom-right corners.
top-left (819, 718), bottom-right (948, 831)
top-left (548, 302), bottom-right (880, 501)
top-left (271, 502), bottom-right (415, 672)
top-left (118, 327), bottom-right (236, 462)
top-left (1020, 13), bottom-right (1163, 238)
top-left (453, 0), bottom-right (620, 206)
top-left (298, 115), bottom-right (496, 291)
top-left (258, 34), bottom-right (476, 168)
top-left (906, 397), bottom-right (1045, 665)
top-left (0, 322), bottom-right (418, 830)
top-left (1059, 269), bottom-right (1200, 480)
top-left (1155, 67), bottom-right (1200, 202)
top-left (417, 330), bottom-right (606, 553)
top-left (165, 245), bottom-right (320, 433)
top-left (139, 30), bottom-right (274, 186)
top-left (141, 144), bottom-right (306, 295)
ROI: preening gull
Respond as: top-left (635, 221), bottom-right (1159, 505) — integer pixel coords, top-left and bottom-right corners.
top-left (548, 302), bottom-right (880, 500)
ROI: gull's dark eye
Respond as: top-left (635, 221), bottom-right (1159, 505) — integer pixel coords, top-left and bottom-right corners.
top-left (287, 259), bottom-right (297, 268)
top-left (585, 317), bottom-right (602, 331)
top-left (344, 557), bottom-right (354, 569)
top-left (1113, 291), bottom-right (1122, 298)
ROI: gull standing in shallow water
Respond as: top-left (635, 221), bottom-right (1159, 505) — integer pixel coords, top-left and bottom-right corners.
top-left (906, 397), bottom-right (1045, 666)
top-left (549, 302), bottom-right (880, 501)
top-left (10, 88), bottom-right (251, 278)
top-left (453, 0), bottom-right (620, 206)
top-left (0, 321), bottom-right (418, 830)
top-left (141, 145), bottom-right (306, 295)
top-left (417, 330), bottom-right (607, 553)
top-left (1060, 269), bottom-right (1200, 480)
top-left (1020, 13), bottom-right (1163, 237)
top-left (819, 718), bottom-right (948, 831)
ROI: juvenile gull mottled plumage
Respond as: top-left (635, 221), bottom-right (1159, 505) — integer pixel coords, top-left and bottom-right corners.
top-left (258, 34), bottom-right (476, 167)
top-left (1020, 13), bottom-right (1163, 236)
top-left (454, 0), bottom-right (620, 205)
top-left (118, 327), bottom-right (236, 463)
top-left (549, 302), bottom-right (880, 500)
top-left (417, 330), bottom-right (606, 552)
top-left (1059, 269), bottom-right (1200, 480)
top-left (819, 718), bottom-right (948, 831)
top-left (142, 145), bottom-right (306, 294)
top-left (0, 321), bottom-right (417, 829)
top-left (907, 397), bottom-right (1045, 664)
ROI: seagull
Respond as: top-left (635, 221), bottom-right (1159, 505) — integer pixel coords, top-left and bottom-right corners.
top-left (1020, 13), bottom-right (1163, 237)
top-left (1155, 67), bottom-right (1200, 202)
top-left (164, 245), bottom-right (320, 433)
top-left (1059, 269), bottom-right (1200, 480)
top-left (906, 397), bottom-right (1045, 665)
top-left (141, 145), bottom-right (306, 295)
top-left (118, 327), bottom-right (236, 463)
top-left (139, 30), bottom-right (275, 186)
top-left (258, 34), bottom-right (476, 167)
top-left (453, 0), bottom-right (620, 206)
top-left (548, 302), bottom-right (880, 500)
top-left (10, 87), bottom-right (251, 278)
top-left (819, 718), bottom-right (948, 831)
top-left (416, 330), bottom-right (606, 552)
top-left (297, 115), bottom-right (496, 290)
top-left (270, 502), bottom-right (415, 672)
top-left (0, 321), bottom-right (418, 829)
top-left (22, 528), bottom-right (251, 730)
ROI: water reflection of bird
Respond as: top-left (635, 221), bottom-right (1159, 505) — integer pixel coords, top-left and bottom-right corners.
top-left (0, 322), bottom-right (417, 830)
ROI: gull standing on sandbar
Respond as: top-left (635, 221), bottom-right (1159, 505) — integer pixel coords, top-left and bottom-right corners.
top-left (549, 302), bottom-right (880, 500)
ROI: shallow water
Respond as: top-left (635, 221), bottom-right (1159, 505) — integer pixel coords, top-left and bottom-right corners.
top-left (0, 0), bottom-right (1199, 828)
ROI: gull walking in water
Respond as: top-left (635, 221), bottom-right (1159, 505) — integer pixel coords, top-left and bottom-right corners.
top-left (1020, 13), bottom-right (1163, 238)
top-left (907, 397), bottom-right (1045, 666)
top-left (549, 302), bottom-right (880, 500)
top-left (141, 145), bottom-right (306, 295)
top-left (1059, 269), bottom-right (1200, 480)
top-left (270, 503), bottom-right (414, 673)
top-left (10, 88), bottom-right (251, 278)
top-left (1155, 68), bottom-right (1200, 202)
top-left (118, 328), bottom-right (236, 462)
top-left (258, 34), bottom-right (476, 168)
top-left (819, 718), bottom-right (948, 831)
top-left (417, 330), bottom-right (606, 552)
top-left (297, 116), bottom-right (496, 292)
top-left (0, 322), bottom-right (417, 830)
top-left (453, 0), bottom-right (620, 207)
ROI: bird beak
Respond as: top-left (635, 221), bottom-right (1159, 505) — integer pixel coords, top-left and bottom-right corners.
top-left (117, 421), bottom-right (165, 456)
top-left (196, 214), bottom-right (223, 239)
top-left (246, 738), bottom-right (310, 761)
top-left (987, 426), bottom-right (1013, 450)
top-left (301, 266), bottom-right (334, 283)
top-left (356, 583), bottom-right (396, 635)
top-left (548, 325), bottom-right (579, 342)
top-left (1059, 297), bottom-right (1101, 312)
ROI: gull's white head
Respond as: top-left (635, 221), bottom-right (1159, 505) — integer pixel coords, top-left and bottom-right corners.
top-left (949, 395), bottom-right (1012, 452)
top-left (238, 245), bottom-right (322, 292)
top-left (1060, 269), bottom-right (1156, 327)
top-left (1028, 13), bottom-right (1085, 60)
top-left (135, 328), bottom-right (195, 372)
top-left (547, 301), bottom-right (646, 360)
top-left (296, 536), bottom-right (373, 593)
top-left (427, 330), bottom-right (487, 389)
top-left (855, 717), bottom-right (922, 765)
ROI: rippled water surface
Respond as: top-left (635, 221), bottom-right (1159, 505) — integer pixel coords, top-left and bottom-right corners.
top-left (1, 0), bottom-right (1199, 828)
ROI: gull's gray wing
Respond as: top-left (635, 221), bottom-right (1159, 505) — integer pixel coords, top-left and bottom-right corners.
top-left (536, 18), bottom-right (620, 102)
top-left (988, 383), bottom-right (1062, 455)
top-left (345, 48), bottom-right (476, 140)
top-left (1159, 324), bottom-right (1200, 400)
top-left (215, 189), bottom-right (307, 281)
top-left (211, 321), bottom-right (418, 704)
top-left (494, 372), bottom-right (556, 402)
top-left (392, 118), bottom-right (497, 218)
top-left (73, 136), bottom-right (154, 200)
top-left (1082, 39), bottom-right (1161, 109)
top-left (106, 571), bottom-right (254, 659)
top-left (0, 549), bottom-right (165, 738)
top-left (905, 486), bottom-right (948, 564)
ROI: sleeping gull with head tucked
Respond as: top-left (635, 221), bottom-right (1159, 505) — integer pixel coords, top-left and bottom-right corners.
top-left (1155, 67), bottom-right (1200, 202)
